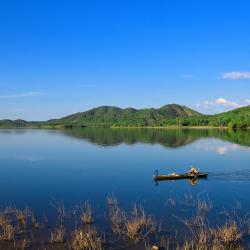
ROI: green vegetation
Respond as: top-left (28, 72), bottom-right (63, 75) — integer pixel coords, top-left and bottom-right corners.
top-left (163, 105), bottom-right (250, 128)
top-left (0, 104), bottom-right (250, 128)
top-left (48, 104), bottom-right (200, 127)
top-left (63, 127), bottom-right (250, 148)
top-left (0, 196), bottom-right (248, 249)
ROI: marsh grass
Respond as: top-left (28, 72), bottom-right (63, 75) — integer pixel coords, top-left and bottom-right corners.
top-left (50, 225), bottom-right (65, 243)
top-left (80, 202), bottom-right (93, 224)
top-left (109, 201), bottom-right (126, 235)
top-left (109, 198), bottom-right (157, 243)
top-left (0, 214), bottom-right (14, 241)
top-left (173, 196), bottom-right (244, 250)
top-left (14, 238), bottom-right (30, 249)
top-left (51, 200), bottom-right (69, 223)
top-left (0, 196), bottom-right (248, 249)
top-left (71, 227), bottom-right (103, 250)
top-left (107, 194), bottom-right (118, 208)
top-left (216, 221), bottom-right (242, 244)
top-left (31, 214), bottom-right (40, 229)
top-left (126, 204), bottom-right (157, 242)
top-left (15, 208), bottom-right (31, 227)
top-left (165, 197), bottom-right (176, 207)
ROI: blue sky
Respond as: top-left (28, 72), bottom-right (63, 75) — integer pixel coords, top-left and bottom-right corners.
top-left (0, 0), bottom-right (250, 120)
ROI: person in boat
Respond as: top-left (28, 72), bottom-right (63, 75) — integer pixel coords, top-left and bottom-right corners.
top-left (188, 166), bottom-right (199, 176)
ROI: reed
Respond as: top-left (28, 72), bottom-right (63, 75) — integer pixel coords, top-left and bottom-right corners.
top-left (216, 221), bottom-right (242, 244)
top-left (109, 201), bottom-right (126, 235)
top-left (80, 201), bottom-right (93, 224)
top-left (107, 194), bottom-right (118, 207)
top-left (0, 214), bottom-right (14, 241)
top-left (15, 209), bottom-right (28, 227)
top-left (71, 227), bottom-right (103, 250)
top-left (108, 198), bottom-right (157, 243)
top-left (14, 238), bottom-right (30, 249)
top-left (51, 200), bottom-right (69, 223)
top-left (50, 225), bottom-right (65, 243)
top-left (31, 214), bottom-right (40, 229)
top-left (125, 204), bottom-right (156, 242)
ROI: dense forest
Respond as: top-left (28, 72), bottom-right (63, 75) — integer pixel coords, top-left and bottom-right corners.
top-left (162, 105), bottom-right (250, 128)
top-left (0, 104), bottom-right (250, 128)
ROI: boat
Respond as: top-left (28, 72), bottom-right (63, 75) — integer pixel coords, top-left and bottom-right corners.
top-left (153, 172), bottom-right (208, 181)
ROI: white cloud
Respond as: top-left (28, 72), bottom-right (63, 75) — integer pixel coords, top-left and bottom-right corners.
top-left (196, 97), bottom-right (250, 113)
top-left (214, 98), bottom-right (240, 108)
top-left (220, 71), bottom-right (250, 80)
top-left (0, 92), bottom-right (45, 99)
top-left (198, 98), bottom-right (241, 109)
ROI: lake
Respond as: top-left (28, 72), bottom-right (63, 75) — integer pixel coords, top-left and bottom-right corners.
top-left (0, 128), bottom-right (250, 249)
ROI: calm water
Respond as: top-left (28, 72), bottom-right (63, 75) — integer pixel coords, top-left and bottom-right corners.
top-left (0, 128), bottom-right (250, 248)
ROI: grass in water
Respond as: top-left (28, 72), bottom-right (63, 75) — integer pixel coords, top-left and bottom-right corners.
top-left (71, 227), bottom-right (103, 250)
top-left (50, 225), bottom-right (65, 243)
top-left (80, 201), bottom-right (93, 224)
top-left (0, 196), bottom-right (247, 249)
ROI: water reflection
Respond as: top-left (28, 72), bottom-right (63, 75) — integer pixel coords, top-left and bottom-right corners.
top-left (62, 128), bottom-right (250, 148)
top-left (155, 176), bottom-right (206, 187)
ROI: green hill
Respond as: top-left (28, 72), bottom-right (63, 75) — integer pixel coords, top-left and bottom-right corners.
top-left (47, 104), bottom-right (201, 127)
top-left (0, 104), bottom-right (250, 128)
top-left (164, 105), bottom-right (250, 128)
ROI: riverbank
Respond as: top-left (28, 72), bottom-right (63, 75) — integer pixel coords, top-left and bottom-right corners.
top-left (0, 124), bottom-right (249, 130)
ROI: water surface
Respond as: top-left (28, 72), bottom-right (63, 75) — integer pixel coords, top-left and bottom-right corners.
top-left (0, 128), bottom-right (250, 248)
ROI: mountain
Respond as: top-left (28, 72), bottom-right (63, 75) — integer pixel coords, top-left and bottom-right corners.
top-left (0, 104), bottom-right (249, 128)
top-left (47, 104), bottom-right (201, 126)
top-left (166, 105), bottom-right (250, 128)
top-left (0, 119), bottom-right (28, 128)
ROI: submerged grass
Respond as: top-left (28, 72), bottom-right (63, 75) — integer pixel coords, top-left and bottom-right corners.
top-left (71, 227), bottom-right (103, 250)
top-left (80, 201), bottom-right (93, 224)
top-left (109, 200), bottom-right (157, 243)
top-left (0, 196), bottom-right (248, 249)
top-left (50, 225), bottom-right (65, 243)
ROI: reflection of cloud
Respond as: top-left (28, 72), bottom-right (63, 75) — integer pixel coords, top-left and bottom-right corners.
top-left (0, 155), bottom-right (45, 162)
top-left (15, 155), bottom-right (44, 162)
top-left (216, 146), bottom-right (227, 155)
top-left (194, 139), bottom-right (249, 155)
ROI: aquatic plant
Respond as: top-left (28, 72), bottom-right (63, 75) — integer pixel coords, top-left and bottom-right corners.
top-left (0, 214), bottom-right (14, 241)
top-left (31, 214), bottom-right (40, 229)
top-left (71, 227), bottom-right (103, 250)
top-left (15, 208), bottom-right (30, 227)
top-left (107, 194), bottom-right (118, 207)
top-left (216, 221), bottom-right (242, 244)
top-left (14, 238), bottom-right (30, 249)
top-left (80, 201), bottom-right (93, 224)
top-left (51, 200), bottom-right (69, 223)
top-left (50, 225), bottom-right (65, 243)
top-left (108, 198), bottom-right (157, 243)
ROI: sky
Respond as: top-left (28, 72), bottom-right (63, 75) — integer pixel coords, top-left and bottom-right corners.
top-left (0, 0), bottom-right (250, 120)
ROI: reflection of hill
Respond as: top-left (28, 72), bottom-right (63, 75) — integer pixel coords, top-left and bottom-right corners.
top-left (62, 128), bottom-right (250, 148)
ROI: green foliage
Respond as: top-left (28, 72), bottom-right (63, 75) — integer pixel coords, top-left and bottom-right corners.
top-left (41, 104), bottom-right (200, 127)
top-left (0, 104), bottom-right (250, 128)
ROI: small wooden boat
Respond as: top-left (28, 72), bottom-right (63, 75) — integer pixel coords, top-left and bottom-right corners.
top-left (153, 172), bottom-right (208, 181)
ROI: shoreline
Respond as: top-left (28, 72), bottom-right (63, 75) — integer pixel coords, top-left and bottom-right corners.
top-left (0, 124), bottom-right (249, 130)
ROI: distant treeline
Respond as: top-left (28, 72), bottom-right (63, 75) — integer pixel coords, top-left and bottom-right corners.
top-left (0, 104), bottom-right (250, 129)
